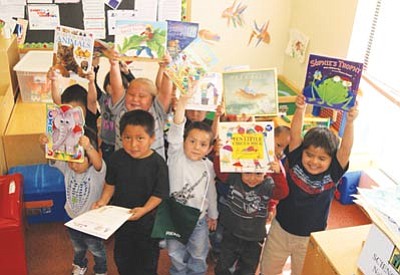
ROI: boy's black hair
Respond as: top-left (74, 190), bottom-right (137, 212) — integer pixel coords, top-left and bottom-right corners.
top-left (119, 110), bottom-right (155, 137)
top-left (303, 127), bottom-right (339, 158)
top-left (103, 71), bottom-right (131, 92)
top-left (61, 84), bottom-right (88, 107)
top-left (184, 121), bottom-right (214, 147)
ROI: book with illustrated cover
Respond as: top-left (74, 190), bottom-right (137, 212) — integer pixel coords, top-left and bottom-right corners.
top-left (166, 20), bottom-right (199, 58)
top-left (93, 39), bottom-right (115, 59)
top-left (165, 38), bottom-right (218, 94)
top-left (45, 104), bottom-right (85, 163)
top-left (302, 54), bottom-right (363, 111)
top-left (53, 25), bottom-right (94, 79)
top-left (184, 72), bottom-right (223, 112)
top-left (114, 20), bottom-right (167, 62)
top-left (219, 121), bottom-right (275, 173)
top-left (223, 68), bottom-right (278, 116)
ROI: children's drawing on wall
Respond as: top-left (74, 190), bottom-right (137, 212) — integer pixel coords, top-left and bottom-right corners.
top-left (115, 20), bottom-right (167, 62)
top-left (45, 104), bottom-right (85, 163)
top-left (285, 29), bottom-right (309, 63)
top-left (248, 20), bottom-right (270, 46)
top-left (222, 0), bottom-right (248, 27)
top-left (198, 29), bottom-right (221, 44)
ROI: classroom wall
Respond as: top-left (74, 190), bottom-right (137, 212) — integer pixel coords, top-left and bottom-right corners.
top-left (283, 0), bottom-right (359, 89)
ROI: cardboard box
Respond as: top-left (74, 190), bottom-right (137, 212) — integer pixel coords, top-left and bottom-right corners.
top-left (358, 224), bottom-right (400, 274)
top-left (13, 51), bottom-right (53, 103)
top-left (0, 35), bottom-right (20, 97)
top-left (0, 83), bottom-right (15, 174)
top-left (302, 224), bottom-right (370, 275)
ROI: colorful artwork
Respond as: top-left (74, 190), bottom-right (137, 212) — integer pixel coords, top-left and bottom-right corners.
top-left (219, 121), bottom-right (275, 173)
top-left (45, 104), bottom-right (85, 163)
top-left (223, 69), bottom-right (279, 116)
top-left (248, 20), bottom-right (270, 47)
top-left (221, 0), bottom-right (247, 27)
top-left (198, 29), bottom-right (221, 44)
top-left (167, 20), bottom-right (199, 59)
top-left (114, 20), bottom-right (167, 62)
top-left (303, 54), bottom-right (363, 111)
top-left (165, 38), bottom-right (218, 94)
top-left (53, 25), bottom-right (94, 79)
top-left (185, 72), bottom-right (223, 111)
top-left (302, 117), bottom-right (331, 136)
top-left (285, 29), bottom-right (309, 63)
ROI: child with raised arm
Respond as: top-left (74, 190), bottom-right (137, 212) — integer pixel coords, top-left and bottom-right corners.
top-left (166, 87), bottom-right (218, 275)
top-left (260, 94), bottom-right (359, 275)
top-left (39, 134), bottom-right (107, 275)
top-left (212, 140), bottom-right (288, 275)
top-left (93, 110), bottom-right (169, 275)
top-left (112, 54), bottom-right (173, 159)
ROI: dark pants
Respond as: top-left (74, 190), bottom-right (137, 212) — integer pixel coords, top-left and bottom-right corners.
top-left (114, 222), bottom-right (160, 275)
top-left (215, 230), bottom-right (263, 275)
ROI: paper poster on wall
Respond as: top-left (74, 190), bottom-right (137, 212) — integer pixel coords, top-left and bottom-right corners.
top-left (285, 29), bottom-right (309, 63)
top-left (27, 0), bottom-right (53, 3)
top-left (158, 0), bottom-right (182, 21)
top-left (248, 20), bottom-right (271, 47)
top-left (107, 10), bottom-right (140, 36)
top-left (55, 0), bottom-right (80, 3)
top-left (221, 0), bottom-right (247, 27)
top-left (27, 4), bottom-right (60, 30)
top-left (105, 0), bottom-right (123, 10)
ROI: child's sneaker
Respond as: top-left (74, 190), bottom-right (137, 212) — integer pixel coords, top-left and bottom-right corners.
top-left (72, 264), bottom-right (87, 275)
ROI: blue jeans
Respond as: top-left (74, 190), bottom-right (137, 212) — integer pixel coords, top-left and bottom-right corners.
top-left (167, 217), bottom-right (210, 275)
top-left (67, 228), bottom-right (107, 274)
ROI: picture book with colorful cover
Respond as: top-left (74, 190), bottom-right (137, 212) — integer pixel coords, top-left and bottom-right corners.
top-left (45, 104), bottom-right (85, 163)
top-left (166, 20), bottom-right (199, 58)
top-left (219, 121), bottom-right (275, 173)
top-left (114, 20), bottom-right (167, 62)
top-left (53, 25), bottom-right (95, 79)
top-left (165, 38), bottom-right (218, 94)
top-left (93, 39), bottom-right (115, 60)
top-left (302, 53), bottom-right (363, 111)
top-left (185, 72), bottom-right (223, 112)
top-left (223, 68), bottom-right (279, 116)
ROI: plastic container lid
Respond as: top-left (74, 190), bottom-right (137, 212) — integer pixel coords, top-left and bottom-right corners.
top-left (13, 51), bottom-right (53, 73)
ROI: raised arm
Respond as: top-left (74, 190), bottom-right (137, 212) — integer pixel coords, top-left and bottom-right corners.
top-left (109, 50), bottom-right (125, 105)
top-left (336, 104), bottom-right (358, 168)
top-left (156, 53), bottom-right (173, 113)
top-left (80, 135), bottom-right (102, 171)
top-left (86, 68), bottom-right (98, 115)
top-left (48, 67), bottom-right (61, 105)
top-left (289, 94), bottom-right (307, 151)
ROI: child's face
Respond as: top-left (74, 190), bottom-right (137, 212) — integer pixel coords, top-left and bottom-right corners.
top-left (68, 157), bottom-right (90, 174)
top-left (183, 129), bottom-right (212, 161)
top-left (241, 173), bottom-right (265, 188)
top-left (125, 82), bottom-right (153, 111)
top-left (275, 132), bottom-right (290, 159)
top-left (301, 145), bottom-right (332, 175)
top-left (185, 110), bottom-right (207, 122)
top-left (122, 124), bottom-right (155, 159)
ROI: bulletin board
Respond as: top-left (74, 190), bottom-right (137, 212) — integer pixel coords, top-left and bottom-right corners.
top-left (25, 1), bottom-right (134, 43)
top-left (24, 1), bottom-right (191, 43)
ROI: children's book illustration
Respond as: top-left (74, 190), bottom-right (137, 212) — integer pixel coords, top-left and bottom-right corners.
top-left (219, 121), bottom-right (275, 173)
top-left (114, 20), bottom-right (167, 62)
top-left (198, 29), bottom-right (221, 44)
top-left (303, 54), bottom-right (363, 111)
top-left (285, 29), bottom-right (309, 63)
top-left (45, 104), bottom-right (85, 163)
top-left (93, 39), bottom-right (115, 60)
top-left (165, 38), bottom-right (218, 94)
top-left (222, 0), bottom-right (247, 27)
top-left (248, 20), bottom-right (270, 46)
top-left (223, 69), bottom-right (278, 116)
top-left (53, 25), bottom-right (94, 78)
top-left (184, 72), bottom-right (223, 111)
top-left (167, 20), bottom-right (199, 59)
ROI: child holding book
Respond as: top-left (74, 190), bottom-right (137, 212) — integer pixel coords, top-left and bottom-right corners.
top-left (166, 87), bottom-right (218, 275)
top-left (93, 110), bottom-right (169, 275)
top-left (261, 95), bottom-right (359, 275)
top-left (39, 134), bottom-right (107, 275)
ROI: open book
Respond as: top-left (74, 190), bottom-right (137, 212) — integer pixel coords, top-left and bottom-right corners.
top-left (65, 206), bottom-right (132, 240)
